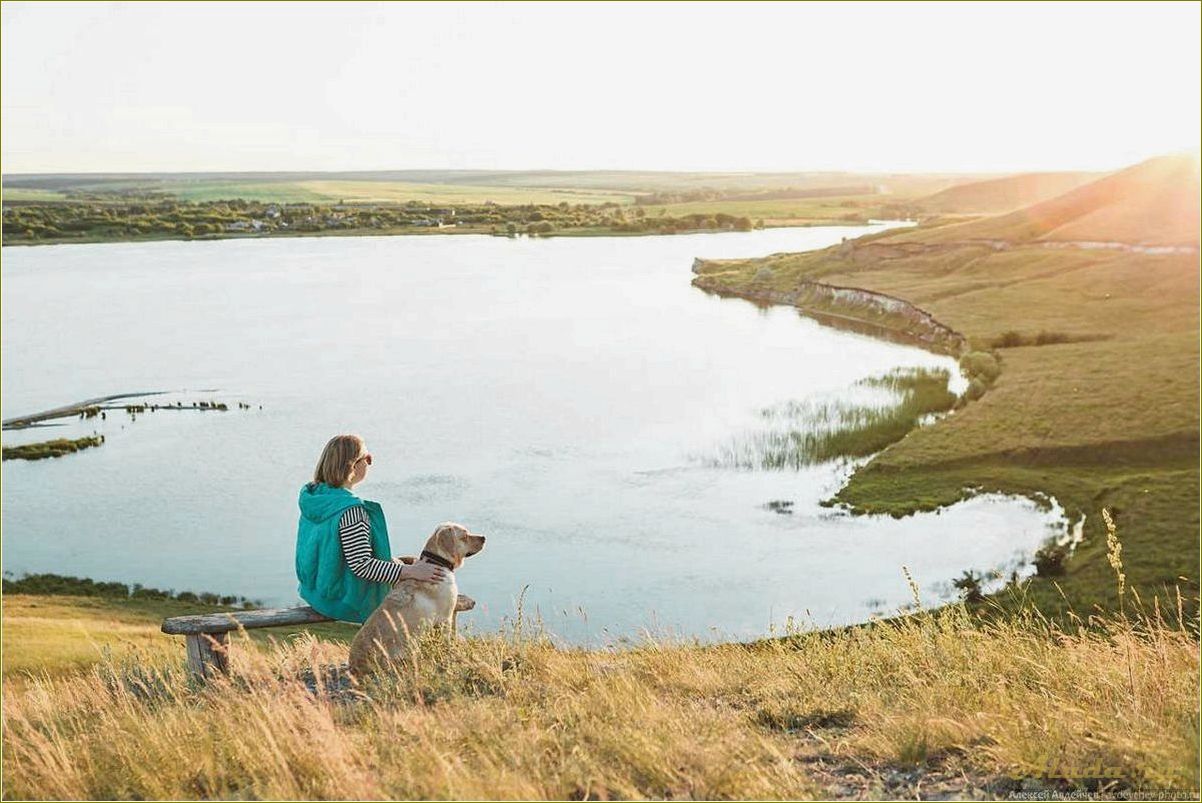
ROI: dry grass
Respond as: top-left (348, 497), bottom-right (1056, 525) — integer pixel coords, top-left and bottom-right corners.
top-left (3, 575), bottom-right (1197, 800)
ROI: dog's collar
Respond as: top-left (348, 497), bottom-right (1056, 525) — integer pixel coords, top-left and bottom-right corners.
top-left (419, 550), bottom-right (456, 572)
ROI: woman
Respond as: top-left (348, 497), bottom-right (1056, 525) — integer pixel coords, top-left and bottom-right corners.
top-left (295, 434), bottom-right (446, 623)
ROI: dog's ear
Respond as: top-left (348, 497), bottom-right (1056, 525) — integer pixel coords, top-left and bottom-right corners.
top-left (431, 523), bottom-right (466, 566)
top-left (397, 555), bottom-right (417, 565)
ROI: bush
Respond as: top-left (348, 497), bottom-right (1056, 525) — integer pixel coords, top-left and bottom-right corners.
top-left (1034, 331), bottom-right (1071, 346)
top-left (964, 377), bottom-right (988, 401)
top-left (1033, 543), bottom-right (1069, 576)
top-left (993, 330), bottom-right (1025, 348)
top-left (1, 574), bottom-right (129, 598)
top-left (952, 570), bottom-right (986, 603)
top-left (959, 351), bottom-right (1001, 384)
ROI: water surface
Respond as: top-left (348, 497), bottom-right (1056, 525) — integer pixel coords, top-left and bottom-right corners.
top-left (1, 226), bottom-right (1064, 643)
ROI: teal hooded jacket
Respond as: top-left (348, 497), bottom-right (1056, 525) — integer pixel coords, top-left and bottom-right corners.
top-left (295, 482), bottom-right (394, 623)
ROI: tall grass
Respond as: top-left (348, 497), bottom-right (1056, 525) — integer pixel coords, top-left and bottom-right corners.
top-left (3, 519), bottom-right (1197, 800)
top-left (712, 367), bottom-right (957, 469)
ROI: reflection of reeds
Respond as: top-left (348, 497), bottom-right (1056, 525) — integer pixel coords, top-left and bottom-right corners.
top-left (713, 367), bottom-right (957, 469)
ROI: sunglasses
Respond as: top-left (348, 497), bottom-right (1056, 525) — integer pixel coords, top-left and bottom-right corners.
top-left (355, 453), bottom-right (373, 466)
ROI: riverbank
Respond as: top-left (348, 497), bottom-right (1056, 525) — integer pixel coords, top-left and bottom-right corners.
top-left (0, 217), bottom-right (877, 248)
top-left (696, 226), bottom-right (1199, 624)
top-left (1, 586), bottom-right (1195, 799)
top-left (691, 260), bottom-right (968, 355)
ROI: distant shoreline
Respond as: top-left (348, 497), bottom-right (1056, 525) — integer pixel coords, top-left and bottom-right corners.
top-left (0, 218), bottom-right (874, 249)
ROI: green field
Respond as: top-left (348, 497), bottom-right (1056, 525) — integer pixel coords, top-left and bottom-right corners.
top-left (646, 194), bottom-right (886, 223)
top-left (2, 168), bottom-right (992, 209)
top-left (0, 187), bottom-right (69, 202)
top-left (168, 180), bottom-right (638, 205)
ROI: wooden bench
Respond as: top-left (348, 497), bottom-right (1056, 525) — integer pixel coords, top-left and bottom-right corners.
top-left (162, 597), bottom-right (475, 682)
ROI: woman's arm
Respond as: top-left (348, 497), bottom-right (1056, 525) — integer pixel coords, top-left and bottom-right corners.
top-left (338, 507), bottom-right (403, 584)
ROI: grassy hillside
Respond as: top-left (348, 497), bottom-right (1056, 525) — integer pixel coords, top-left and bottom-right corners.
top-left (894, 154), bottom-right (1200, 247)
top-left (916, 172), bottom-right (1099, 214)
top-left (692, 156), bottom-right (1201, 623)
top-left (1, 588), bottom-right (1196, 799)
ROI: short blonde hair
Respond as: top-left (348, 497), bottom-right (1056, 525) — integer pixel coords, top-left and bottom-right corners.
top-left (312, 434), bottom-right (366, 488)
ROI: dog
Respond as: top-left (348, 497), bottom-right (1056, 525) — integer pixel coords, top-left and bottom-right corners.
top-left (348, 521), bottom-right (485, 676)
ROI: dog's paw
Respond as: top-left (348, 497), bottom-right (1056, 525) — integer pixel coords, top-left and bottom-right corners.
top-left (454, 593), bottom-right (476, 612)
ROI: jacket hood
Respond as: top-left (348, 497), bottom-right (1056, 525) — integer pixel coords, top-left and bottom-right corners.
top-left (297, 482), bottom-right (361, 524)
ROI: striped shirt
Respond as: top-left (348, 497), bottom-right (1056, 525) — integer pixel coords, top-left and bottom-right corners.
top-left (338, 506), bottom-right (403, 585)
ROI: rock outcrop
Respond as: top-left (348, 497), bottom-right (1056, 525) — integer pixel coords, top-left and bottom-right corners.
top-left (691, 258), bottom-right (967, 355)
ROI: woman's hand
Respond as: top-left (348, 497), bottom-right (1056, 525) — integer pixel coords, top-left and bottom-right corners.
top-left (400, 561), bottom-right (448, 584)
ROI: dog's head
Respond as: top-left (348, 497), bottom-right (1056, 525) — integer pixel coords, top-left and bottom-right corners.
top-left (423, 522), bottom-right (486, 570)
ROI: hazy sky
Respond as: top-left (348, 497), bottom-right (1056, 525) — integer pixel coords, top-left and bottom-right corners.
top-left (2, 1), bottom-right (1199, 174)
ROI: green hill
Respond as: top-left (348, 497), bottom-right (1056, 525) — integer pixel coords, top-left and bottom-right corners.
top-left (896, 153), bottom-right (1200, 247)
top-left (916, 171), bottom-right (1099, 214)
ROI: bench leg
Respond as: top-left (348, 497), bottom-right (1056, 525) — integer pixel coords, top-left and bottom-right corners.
top-left (185, 632), bottom-right (230, 682)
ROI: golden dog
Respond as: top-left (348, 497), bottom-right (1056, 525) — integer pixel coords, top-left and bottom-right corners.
top-left (348, 522), bottom-right (485, 676)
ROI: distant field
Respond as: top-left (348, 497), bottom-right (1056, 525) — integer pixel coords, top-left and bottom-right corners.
top-left (2, 169), bottom-right (991, 206)
top-left (648, 194), bottom-right (887, 222)
top-left (155, 181), bottom-right (332, 203)
top-left (1, 187), bottom-right (68, 201)
top-left (290, 180), bottom-right (636, 205)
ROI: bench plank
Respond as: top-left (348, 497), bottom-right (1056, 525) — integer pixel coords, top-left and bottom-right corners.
top-left (161, 596), bottom-right (476, 636)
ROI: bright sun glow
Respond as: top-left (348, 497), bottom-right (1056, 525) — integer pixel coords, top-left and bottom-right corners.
top-left (2, 1), bottom-right (1200, 174)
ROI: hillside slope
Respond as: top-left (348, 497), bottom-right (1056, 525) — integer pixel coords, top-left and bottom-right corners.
top-left (895, 154), bottom-right (1200, 247)
top-left (916, 171), bottom-right (1099, 214)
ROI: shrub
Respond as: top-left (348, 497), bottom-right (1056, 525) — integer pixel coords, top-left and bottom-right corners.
top-left (964, 377), bottom-right (988, 401)
top-left (959, 351), bottom-right (1001, 385)
top-left (993, 330), bottom-right (1025, 348)
top-left (1033, 543), bottom-right (1069, 576)
top-left (1034, 331), bottom-right (1071, 346)
top-left (952, 570), bottom-right (985, 603)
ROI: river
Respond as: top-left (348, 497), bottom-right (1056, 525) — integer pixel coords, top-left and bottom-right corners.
top-left (0, 224), bottom-right (1065, 643)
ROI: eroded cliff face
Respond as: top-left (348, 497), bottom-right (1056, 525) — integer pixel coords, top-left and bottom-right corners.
top-left (691, 257), bottom-right (967, 355)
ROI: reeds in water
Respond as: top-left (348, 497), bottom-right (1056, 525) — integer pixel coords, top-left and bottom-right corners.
top-left (712, 367), bottom-right (958, 469)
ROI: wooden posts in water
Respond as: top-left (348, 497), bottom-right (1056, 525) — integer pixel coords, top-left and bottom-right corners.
top-left (162, 598), bottom-right (476, 682)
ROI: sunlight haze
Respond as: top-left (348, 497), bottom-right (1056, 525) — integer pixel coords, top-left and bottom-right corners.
top-left (2, 0), bottom-right (1200, 174)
